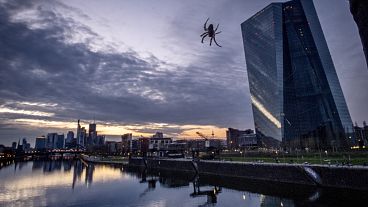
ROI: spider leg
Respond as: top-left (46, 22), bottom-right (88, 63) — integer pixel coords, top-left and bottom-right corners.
top-left (204, 18), bottom-right (209, 31)
top-left (215, 31), bottom-right (222, 34)
top-left (201, 34), bottom-right (208, 43)
top-left (200, 32), bottom-right (208, 37)
top-left (215, 24), bottom-right (219, 31)
top-left (210, 37), bottom-right (213, 46)
top-left (213, 36), bottom-right (222, 47)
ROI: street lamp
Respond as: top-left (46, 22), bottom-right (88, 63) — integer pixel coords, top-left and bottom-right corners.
top-left (324, 150), bottom-right (328, 160)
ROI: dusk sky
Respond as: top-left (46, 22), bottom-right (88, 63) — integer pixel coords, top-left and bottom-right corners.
top-left (0, 0), bottom-right (367, 146)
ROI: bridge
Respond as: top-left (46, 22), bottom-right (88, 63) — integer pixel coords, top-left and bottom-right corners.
top-left (0, 149), bottom-right (85, 162)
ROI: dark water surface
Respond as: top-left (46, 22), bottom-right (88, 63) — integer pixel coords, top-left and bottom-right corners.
top-left (0, 159), bottom-right (366, 207)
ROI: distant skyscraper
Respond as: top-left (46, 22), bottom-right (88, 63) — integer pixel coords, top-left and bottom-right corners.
top-left (12, 142), bottom-right (17, 150)
top-left (22, 138), bottom-right (26, 146)
top-left (66, 131), bottom-right (74, 143)
top-left (241, 0), bottom-right (353, 150)
top-left (35, 136), bottom-right (46, 150)
top-left (22, 138), bottom-right (27, 151)
top-left (88, 123), bottom-right (97, 146)
top-left (79, 127), bottom-right (87, 148)
top-left (350, 0), bottom-right (368, 67)
top-left (65, 131), bottom-right (75, 148)
top-left (76, 120), bottom-right (85, 147)
top-left (89, 123), bottom-right (96, 134)
top-left (21, 138), bottom-right (30, 151)
top-left (47, 133), bottom-right (58, 149)
top-left (56, 134), bottom-right (65, 149)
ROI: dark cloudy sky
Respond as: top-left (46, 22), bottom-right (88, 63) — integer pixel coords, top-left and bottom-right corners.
top-left (0, 0), bottom-right (367, 146)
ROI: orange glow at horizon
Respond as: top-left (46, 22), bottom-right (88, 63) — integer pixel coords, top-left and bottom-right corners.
top-left (9, 118), bottom-right (227, 139)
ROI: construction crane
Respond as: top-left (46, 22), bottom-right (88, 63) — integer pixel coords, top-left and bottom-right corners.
top-left (195, 130), bottom-right (220, 160)
top-left (196, 132), bottom-right (208, 140)
top-left (196, 131), bottom-right (216, 149)
top-left (196, 130), bottom-right (214, 140)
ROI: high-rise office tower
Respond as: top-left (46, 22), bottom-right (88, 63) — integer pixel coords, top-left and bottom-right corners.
top-left (35, 136), bottom-right (46, 150)
top-left (46, 133), bottom-right (58, 149)
top-left (56, 134), bottom-right (65, 149)
top-left (12, 142), bottom-right (17, 150)
top-left (350, 0), bottom-right (368, 67)
top-left (241, 0), bottom-right (353, 150)
top-left (88, 123), bottom-right (97, 146)
top-left (66, 131), bottom-right (74, 143)
top-left (65, 131), bottom-right (75, 148)
top-left (76, 119), bottom-right (85, 147)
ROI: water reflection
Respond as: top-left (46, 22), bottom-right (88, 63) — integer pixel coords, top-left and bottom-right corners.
top-left (127, 168), bottom-right (296, 207)
top-left (138, 169), bottom-right (158, 198)
top-left (0, 159), bottom-right (367, 207)
top-left (191, 176), bottom-right (222, 206)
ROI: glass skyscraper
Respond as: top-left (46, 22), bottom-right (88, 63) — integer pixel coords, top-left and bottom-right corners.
top-left (241, 0), bottom-right (353, 150)
top-left (350, 0), bottom-right (368, 68)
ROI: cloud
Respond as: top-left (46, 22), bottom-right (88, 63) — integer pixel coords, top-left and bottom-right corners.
top-left (3, 0), bottom-right (364, 147)
top-left (0, 0), bottom-right (252, 145)
top-left (0, 107), bottom-right (55, 117)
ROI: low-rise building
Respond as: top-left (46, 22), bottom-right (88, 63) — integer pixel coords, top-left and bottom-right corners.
top-left (226, 128), bottom-right (257, 149)
top-left (148, 132), bottom-right (173, 157)
top-left (149, 137), bottom-right (172, 151)
top-left (137, 138), bottom-right (149, 156)
top-left (354, 121), bottom-right (368, 147)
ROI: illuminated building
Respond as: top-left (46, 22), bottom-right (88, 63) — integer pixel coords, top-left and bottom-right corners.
top-left (226, 128), bottom-right (257, 149)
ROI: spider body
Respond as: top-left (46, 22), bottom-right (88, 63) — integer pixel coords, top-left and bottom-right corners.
top-left (201, 18), bottom-right (221, 47)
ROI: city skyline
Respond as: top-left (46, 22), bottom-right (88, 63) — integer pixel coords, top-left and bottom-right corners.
top-left (0, 0), bottom-right (367, 146)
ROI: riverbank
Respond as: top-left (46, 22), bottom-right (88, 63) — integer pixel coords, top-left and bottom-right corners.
top-left (80, 154), bottom-right (129, 164)
top-left (220, 151), bottom-right (368, 165)
top-left (128, 157), bottom-right (368, 191)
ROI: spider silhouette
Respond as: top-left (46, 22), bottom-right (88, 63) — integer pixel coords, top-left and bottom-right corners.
top-left (200, 18), bottom-right (222, 47)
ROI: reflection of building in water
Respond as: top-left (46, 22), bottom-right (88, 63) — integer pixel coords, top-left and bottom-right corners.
top-left (159, 177), bottom-right (190, 188)
top-left (191, 177), bottom-right (222, 206)
top-left (139, 169), bottom-right (147, 183)
top-left (63, 160), bottom-right (72, 172)
top-left (138, 170), bottom-right (158, 198)
top-left (148, 179), bottom-right (156, 189)
top-left (85, 163), bottom-right (95, 187)
top-left (15, 161), bottom-right (28, 171)
top-left (72, 160), bottom-right (84, 189)
top-left (260, 195), bottom-right (294, 207)
top-left (32, 160), bottom-right (44, 170)
top-left (0, 160), bottom-right (13, 169)
top-left (32, 160), bottom-right (73, 172)
top-left (43, 160), bottom-right (62, 172)
top-left (54, 160), bottom-right (62, 170)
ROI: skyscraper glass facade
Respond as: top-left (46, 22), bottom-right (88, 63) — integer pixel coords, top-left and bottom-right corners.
top-left (241, 0), bottom-right (353, 150)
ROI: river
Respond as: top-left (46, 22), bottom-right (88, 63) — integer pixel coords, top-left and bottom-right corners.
top-left (0, 159), bottom-right (365, 207)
